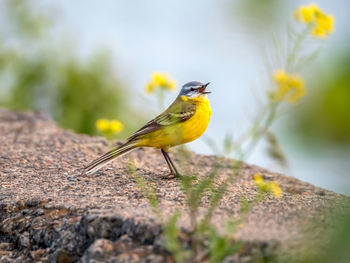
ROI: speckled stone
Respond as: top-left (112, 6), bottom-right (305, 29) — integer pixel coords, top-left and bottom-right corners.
top-left (0, 109), bottom-right (349, 262)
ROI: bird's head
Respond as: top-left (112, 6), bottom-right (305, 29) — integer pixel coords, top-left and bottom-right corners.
top-left (179, 81), bottom-right (211, 99)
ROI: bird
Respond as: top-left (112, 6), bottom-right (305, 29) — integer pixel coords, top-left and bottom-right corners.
top-left (84, 81), bottom-right (212, 177)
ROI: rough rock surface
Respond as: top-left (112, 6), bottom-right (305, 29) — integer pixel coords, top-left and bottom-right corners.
top-left (0, 109), bottom-right (349, 262)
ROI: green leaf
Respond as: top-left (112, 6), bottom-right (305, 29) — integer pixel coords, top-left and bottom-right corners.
top-left (209, 226), bottom-right (243, 263)
top-left (164, 213), bottom-right (190, 263)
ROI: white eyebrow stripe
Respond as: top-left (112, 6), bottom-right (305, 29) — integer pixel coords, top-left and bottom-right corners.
top-left (184, 85), bottom-right (201, 89)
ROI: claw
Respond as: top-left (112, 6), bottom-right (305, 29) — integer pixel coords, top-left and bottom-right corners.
top-left (160, 171), bottom-right (182, 180)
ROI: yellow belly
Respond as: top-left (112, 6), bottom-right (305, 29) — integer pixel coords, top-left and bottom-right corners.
top-left (137, 97), bottom-right (211, 149)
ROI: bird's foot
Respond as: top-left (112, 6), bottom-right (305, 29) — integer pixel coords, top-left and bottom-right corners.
top-left (160, 172), bottom-right (182, 180)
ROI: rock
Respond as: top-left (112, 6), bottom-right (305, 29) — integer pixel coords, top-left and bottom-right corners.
top-left (51, 249), bottom-right (75, 263)
top-left (0, 243), bottom-right (14, 251)
top-left (19, 232), bottom-right (30, 248)
top-left (0, 109), bottom-right (349, 262)
top-left (82, 239), bottom-right (116, 260)
top-left (80, 235), bottom-right (166, 263)
top-left (30, 248), bottom-right (49, 261)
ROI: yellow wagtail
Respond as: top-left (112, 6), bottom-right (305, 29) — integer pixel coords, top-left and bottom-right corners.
top-left (84, 81), bottom-right (211, 177)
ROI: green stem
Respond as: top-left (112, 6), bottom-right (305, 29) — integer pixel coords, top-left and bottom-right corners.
top-left (243, 102), bottom-right (278, 160)
top-left (158, 89), bottom-right (165, 110)
top-left (286, 26), bottom-right (310, 72)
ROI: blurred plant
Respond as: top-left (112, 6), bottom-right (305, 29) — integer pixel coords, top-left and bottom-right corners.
top-left (279, 206), bottom-right (350, 263)
top-left (4, 0), bottom-right (49, 39)
top-left (286, 3), bottom-right (334, 73)
top-left (145, 72), bottom-right (177, 110)
top-left (96, 118), bottom-right (124, 140)
top-left (253, 173), bottom-right (283, 198)
top-left (212, 2), bottom-right (334, 165)
top-left (208, 226), bottom-right (243, 263)
top-left (271, 69), bottom-right (305, 103)
top-left (163, 213), bottom-right (191, 263)
top-left (145, 72), bottom-right (176, 93)
top-left (284, 4), bottom-right (350, 148)
top-left (307, 208), bottom-right (350, 263)
top-left (293, 49), bottom-right (350, 145)
top-left (265, 131), bottom-right (287, 167)
top-left (127, 3), bottom-right (333, 262)
top-left (294, 3), bottom-right (334, 38)
top-left (0, 0), bottom-right (142, 136)
top-left (230, 0), bottom-right (286, 37)
top-left (127, 161), bottom-right (160, 216)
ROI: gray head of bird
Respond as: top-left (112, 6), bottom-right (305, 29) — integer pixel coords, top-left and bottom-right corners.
top-left (179, 81), bottom-right (211, 98)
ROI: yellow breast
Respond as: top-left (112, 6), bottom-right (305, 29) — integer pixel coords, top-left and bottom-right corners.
top-left (179, 96), bottom-right (211, 144)
top-left (138, 96), bottom-right (211, 149)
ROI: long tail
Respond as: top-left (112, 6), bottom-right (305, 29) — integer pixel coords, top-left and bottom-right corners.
top-left (84, 141), bottom-right (137, 175)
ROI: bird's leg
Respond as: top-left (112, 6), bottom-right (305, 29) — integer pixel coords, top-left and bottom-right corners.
top-left (165, 152), bottom-right (180, 176)
top-left (161, 149), bottom-right (181, 178)
top-left (161, 149), bottom-right (177, 176)
top-left (161, 149), bottom-right (174, 173)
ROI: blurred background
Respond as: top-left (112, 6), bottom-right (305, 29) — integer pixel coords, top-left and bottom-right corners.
top-left (0, 0), bottom-right (349, 194)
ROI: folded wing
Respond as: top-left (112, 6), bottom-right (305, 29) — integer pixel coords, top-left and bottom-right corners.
top-left (127, 97), bottom-right (196, 142)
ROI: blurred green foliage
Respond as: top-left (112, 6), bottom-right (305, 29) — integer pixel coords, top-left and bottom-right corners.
top-left (0, 0), bottom-right (141, 137)
top-left (293, 49), bottom-right (350, 145)
top-left (230, 0), bottom-right (286, 35)
top-left (321, 208), bottom-right (350, 263)
top-left (208, 226), bottom-right (243, 263)
top-left (283, 207), bottom-right (350, 263)
top-left (163, 213), bottom-right (191, 263)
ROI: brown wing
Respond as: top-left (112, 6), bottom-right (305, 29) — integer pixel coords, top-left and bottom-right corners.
top-left (127, 97), bottom-right (196, 142)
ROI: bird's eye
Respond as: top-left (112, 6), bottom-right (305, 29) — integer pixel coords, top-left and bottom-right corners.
top-left (190, 87), bottom-right (195, 91)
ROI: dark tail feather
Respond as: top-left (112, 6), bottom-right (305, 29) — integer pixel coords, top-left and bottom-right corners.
top-left (84, 142), bottom-right (136, 175)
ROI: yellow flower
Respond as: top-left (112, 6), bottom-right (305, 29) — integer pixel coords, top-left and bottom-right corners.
top-left (253, 173), bottom-right (264, 184)
top-left (294, 3), bottom-right (334, 38)
top-left (153, 72), bottom-right (168, 86)
top-left (269, 181), bottom-right (283, 198)
top-left (96, 119), bottom-right (110, 133)
top-left (96, 118), bottom-right (124, 138)
top-left (253, 173), bottom-right (283, 198)
top-left (145, 72), bottom-right (176, 94)
top-left (165, 79), bottom-right (176, 91)
top-left (253, 173), bottom-right (269, 192)
top-left (145, 82), bottom-right (155, 94)
top-left (311, 14), bottom-right (334, 38)
top-left (272, 69), bottom-right (305, 103)
top-left (294, 3), bottom-right (319, 23)
top-left (110, 120), bottom-right (124, 133)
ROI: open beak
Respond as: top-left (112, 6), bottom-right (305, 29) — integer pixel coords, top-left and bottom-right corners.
top-left (199, 82), bottom-right (211, 94)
